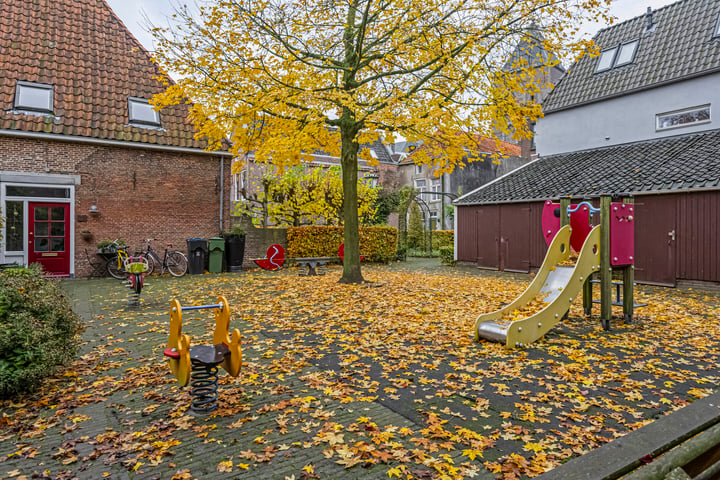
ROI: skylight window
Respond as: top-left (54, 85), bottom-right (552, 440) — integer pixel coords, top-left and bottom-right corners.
top-left (128, 97), bottom-right (161, 127)
top-left (14, 81), bottom-right (53, 114)
top-left (715, 13), bottom-right (720, 37)
top-left (615, 40), bottom-right (639, 66)
top-left (595, 39), bottom-right (639, 73)
top-left (595, 47), bottom-right (617, 73)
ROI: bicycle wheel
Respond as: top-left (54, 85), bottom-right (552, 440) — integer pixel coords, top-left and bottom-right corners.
top-left (166, 251), bottom-right (188, 277)
top-left (107, 256), bottom-right (128, 279)
top-left (140, 253), bottom-right (155, 275)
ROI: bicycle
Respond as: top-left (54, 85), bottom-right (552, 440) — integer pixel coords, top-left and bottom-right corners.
top-left (141, 239), bottom-right (188, 277)
top-left (105, 240), bottom-right (151, 280)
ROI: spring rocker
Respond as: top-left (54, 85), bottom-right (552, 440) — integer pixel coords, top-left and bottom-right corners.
top-left (253, 244), bottom-right (286, 270)
top-left (163, 296), bottom-right (241, 413)
top-left (125, 256), bottom-right (149, 306)
top-left (475, 194), bottom-right (641, 348)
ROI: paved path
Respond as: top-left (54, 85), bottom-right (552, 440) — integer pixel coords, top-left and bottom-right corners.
top-left (1, 259), bottom-right (718, 480)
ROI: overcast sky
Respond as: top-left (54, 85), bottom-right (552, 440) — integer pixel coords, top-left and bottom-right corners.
top-left (107, 0), bottom-right (681, 54)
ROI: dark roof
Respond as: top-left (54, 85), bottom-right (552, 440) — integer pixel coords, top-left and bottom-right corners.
top-left (367, 140), bottom-right (394, 164)
top-left (544, 0), bottom-right (720, 113)
top-left (398, 137), bottom-right (521, 165)
top-left (455, 129), bottom-right (720, 205)
top-left (0, 0), bottom-right (218, 151)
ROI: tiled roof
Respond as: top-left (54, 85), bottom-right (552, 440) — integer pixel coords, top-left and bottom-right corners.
top-left (398, 137), bottom-right (521, 165)
top-left (0, 0), bottom-right (218, 151)
top-left (544, 0), bottom-right (720, 113)
top-left (455, 129), bottom-right (720, 205)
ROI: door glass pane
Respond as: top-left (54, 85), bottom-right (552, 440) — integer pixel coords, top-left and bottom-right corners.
top-left (51, 238), bottom-right (65, 252)
top-left (51, 222), bottom-right (65, 236)
top-left (35, 237), bottom-right (49, 252)
top-left (35, 223), bottom-right (49, 236)
top-left (51, 207), bottom-right (65, 220)
top-left (34, 207), bottom-right (49, 221)
top-left (5, 201), bottom-right (23, 251)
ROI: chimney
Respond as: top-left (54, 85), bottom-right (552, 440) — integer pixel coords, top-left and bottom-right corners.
top-left (646, 7), bottom-right (653, 31)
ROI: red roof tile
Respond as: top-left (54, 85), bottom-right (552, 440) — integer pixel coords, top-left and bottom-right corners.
top-left (0, 0), bottom-right (221, 152)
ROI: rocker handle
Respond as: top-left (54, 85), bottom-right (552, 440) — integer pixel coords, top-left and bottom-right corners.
top-left (177, 303), bottom-right (224, 312)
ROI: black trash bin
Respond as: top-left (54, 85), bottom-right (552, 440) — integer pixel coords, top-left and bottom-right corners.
top-left (186, 238), bottom-right (207, 275)
top-left (224, 234), bottom-right (246, 272)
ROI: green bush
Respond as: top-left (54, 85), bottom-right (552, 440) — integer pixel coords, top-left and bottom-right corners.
top-left (407, 202), bottom-right (423, 248)
top-left (0, 266), bottom-right (83, 398)
top-left (287, 225), bottom-right (398, 263)
top-left (439, 246), bottom-right (455, 266)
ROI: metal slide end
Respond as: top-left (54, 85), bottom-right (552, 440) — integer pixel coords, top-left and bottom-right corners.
top-left (476, 321), bottom-right (509, 343)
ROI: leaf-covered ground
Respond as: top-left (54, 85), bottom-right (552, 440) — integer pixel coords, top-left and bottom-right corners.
top-left (1, 259), bottom-right (719, 480)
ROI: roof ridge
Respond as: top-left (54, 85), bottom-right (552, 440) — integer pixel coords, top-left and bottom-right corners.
top-left (593, 0), bottom-right (689, 37)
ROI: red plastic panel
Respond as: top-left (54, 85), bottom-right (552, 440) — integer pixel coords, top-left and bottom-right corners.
top-left (610, 202), bottom-right (635, 265)
top-left (254, 244), bottom-right (286, 270)
top-left (541, 200), bottom-right (561, 246)
top-left (569, 205), bottom-right (592, 253)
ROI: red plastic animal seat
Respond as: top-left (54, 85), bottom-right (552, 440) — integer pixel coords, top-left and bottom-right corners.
top-left (254, 244), bottom-right (286, 270)
top-left (338, 243), bottom-right (366, 262)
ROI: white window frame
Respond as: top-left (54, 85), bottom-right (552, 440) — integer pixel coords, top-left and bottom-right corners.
top-left (656, 105), bottom-right (711, 131)
top-left (595, 47), bottom-right (617, 73)
top-left (232, 169), bottom-right (247, 202)
top-left (128, 97), bottom-right (161, 128)
top-left (415, 164), bottom-right (422, 174)
top-left (615, 39), bottom-right (639, 67)
top-left (14, 81), bottom-right (54, 114)
top-left (414, 179), bottom-right (426, 190)
top-left (430, 180), bottom-right (441, 202)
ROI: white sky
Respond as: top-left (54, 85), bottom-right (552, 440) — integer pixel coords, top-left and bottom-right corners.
top-left (107, 0), bottom-right (681, 54)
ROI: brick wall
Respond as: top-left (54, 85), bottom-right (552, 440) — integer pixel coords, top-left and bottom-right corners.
top-left (0, 136), bottom-right (232, 277)
top-left (227, 215), bottom-right (287, 267)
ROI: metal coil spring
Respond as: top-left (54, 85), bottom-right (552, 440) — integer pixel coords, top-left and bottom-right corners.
top-left (126, 276), bottom-right (141, 307)
top-left (190, 360), bottom-right (219, 413)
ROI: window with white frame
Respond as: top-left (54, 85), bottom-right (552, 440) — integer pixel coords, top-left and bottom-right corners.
top-left (415, 164), bottom-right (422, 174)
top-left (232, 169), bottom-right (247, 201)
top-left (128, 97), bottom-right (161, 127)
top-left (430, 180), bottom-right (441, 201)
top-left (656, 105), bottom-right (711, 131)
top-left (414, 179), bottom-right (426, 190)
top-left (14, 81), bottom-right (53, 114)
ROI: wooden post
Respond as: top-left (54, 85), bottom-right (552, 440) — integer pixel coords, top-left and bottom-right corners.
top-left (622, 195), bottom-right (635, 324)
top-left (583, 197), bottom-right (595, 316)
top-left (600, 195), bottom-right (612, 330)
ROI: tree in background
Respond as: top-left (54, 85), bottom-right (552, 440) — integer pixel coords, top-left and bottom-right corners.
top-left (152, 0), bottom-right (609, 283)
top-left (407, 201), bottom-right (424, 249)
top-left (233, 165), bottom-right (378, 227)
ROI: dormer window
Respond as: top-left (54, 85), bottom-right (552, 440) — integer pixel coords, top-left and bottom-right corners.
top-left (14, 81), bottom-right (53, 114)
top-left (615, 40), bottom-right (639, 66)
top-left (595, 39), bottom-right (639, 73)
top-left (128, 97), bottom-right (161, 127)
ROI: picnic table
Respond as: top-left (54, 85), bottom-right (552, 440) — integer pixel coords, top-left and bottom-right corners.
top-left (294, 257), bottom-right (334, 276)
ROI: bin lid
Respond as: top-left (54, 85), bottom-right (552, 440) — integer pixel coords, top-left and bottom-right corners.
top-left (208, 237), bottom-right (225, 250)
top-left (187, 238), bottom-right (206, 241)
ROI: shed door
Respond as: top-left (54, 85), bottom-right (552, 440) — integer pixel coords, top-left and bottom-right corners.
top-left (500, 205), bottom-right (531, 273)
top-left (635, 196), bottom-right (676, 286)
top-left (476, 206), bottom-right (500, 269)
top-left (28, 202), bottom-right (70, 276)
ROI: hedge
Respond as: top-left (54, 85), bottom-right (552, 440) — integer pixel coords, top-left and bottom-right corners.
top-left (287, 225), bottom-right (398, 263)
top-left (0, 266), bottom-right (83, 398)
top-left (432, 230), bottom-right (454, 250)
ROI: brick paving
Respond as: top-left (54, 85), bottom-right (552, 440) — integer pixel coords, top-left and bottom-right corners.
top-left (1, 259), bottom-right (719, 480)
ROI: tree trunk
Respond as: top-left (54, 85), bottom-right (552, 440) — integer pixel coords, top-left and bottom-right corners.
top-left (339, 123), bottom-right (364, 284)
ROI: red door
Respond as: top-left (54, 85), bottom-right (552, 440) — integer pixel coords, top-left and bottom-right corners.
top-left (499, 204), bottom-right (531, 273)
top-left (634, 196), bottom-right (676, 286)
top-left (476, 206), bottom-right (500, 269)
top-left (28, 202), bottom-right (71, 276)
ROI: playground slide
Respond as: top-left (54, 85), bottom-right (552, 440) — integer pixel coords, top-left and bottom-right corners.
top-left (475, 225), bottom-right (601, 348)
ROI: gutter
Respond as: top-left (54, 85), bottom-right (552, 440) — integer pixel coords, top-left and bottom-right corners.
top-left (0, 129), bottom-right (232, 157)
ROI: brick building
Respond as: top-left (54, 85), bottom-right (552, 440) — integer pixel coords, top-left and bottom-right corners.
top-left (0, 0), bottom-right (231, 276)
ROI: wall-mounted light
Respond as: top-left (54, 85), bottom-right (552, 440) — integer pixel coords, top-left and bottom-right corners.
top-left (89, 205), bottom-right (100, 214)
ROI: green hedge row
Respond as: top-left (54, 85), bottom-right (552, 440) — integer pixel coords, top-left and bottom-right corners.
top-left (0, 266), bottom-right (83, 398)
top-left (287, 225), bottom-right (398, 263)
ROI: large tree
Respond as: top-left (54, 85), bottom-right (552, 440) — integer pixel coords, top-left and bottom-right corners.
top-left (151, 0), bottom-right (609, 283)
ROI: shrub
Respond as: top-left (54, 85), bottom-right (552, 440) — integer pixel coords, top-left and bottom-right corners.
top-left (287, 225), bottom-right (398, 263)
top-left (439, 246), bottom-right (455, 266)
top-left (407, 202), bottom-right (423, 248)
top-left (0, 266), bottom-right (83, 398)
top-left (431, 230), bottom-right (454, 250)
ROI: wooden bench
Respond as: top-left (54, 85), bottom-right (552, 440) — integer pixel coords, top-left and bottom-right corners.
top-left (294, 257), bottom-right (333, 276)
